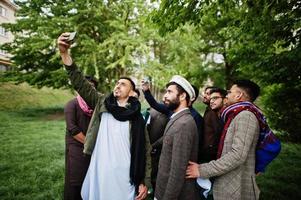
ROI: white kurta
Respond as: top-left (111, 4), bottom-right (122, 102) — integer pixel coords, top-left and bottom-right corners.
top-left (81, 112), bottom-right (135, 200)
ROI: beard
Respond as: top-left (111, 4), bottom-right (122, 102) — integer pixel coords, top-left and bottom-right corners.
top-left (164, 96), bottom-right (180, 111)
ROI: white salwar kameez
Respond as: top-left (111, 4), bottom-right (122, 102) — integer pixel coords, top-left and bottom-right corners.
top-left (81, 112), bottom-right (135, 200)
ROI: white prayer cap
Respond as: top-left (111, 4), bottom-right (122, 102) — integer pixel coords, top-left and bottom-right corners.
top-left (169, 75), bottom-right (195, 101)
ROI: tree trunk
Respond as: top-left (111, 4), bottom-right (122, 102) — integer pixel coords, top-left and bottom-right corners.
top-left (223, 51), bottom-right (234, 89)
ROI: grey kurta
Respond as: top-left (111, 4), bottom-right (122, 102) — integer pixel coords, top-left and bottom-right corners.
top-left (200, 111), bottom-right (260, 200)
top-left (155, 109), bottom-right (199, 200)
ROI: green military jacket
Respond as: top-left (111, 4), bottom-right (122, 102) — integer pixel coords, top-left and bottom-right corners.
top-left (66, 64), bottom-right (106, 154)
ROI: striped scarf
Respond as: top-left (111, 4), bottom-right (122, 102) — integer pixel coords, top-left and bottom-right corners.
top-left (217, 101), bottom-right (268, 158)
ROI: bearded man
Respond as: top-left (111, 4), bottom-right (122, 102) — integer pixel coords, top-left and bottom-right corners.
top-left (154, 75), bottom-right (199, 200)
top-left (58, 32), bottom-right (147, 200)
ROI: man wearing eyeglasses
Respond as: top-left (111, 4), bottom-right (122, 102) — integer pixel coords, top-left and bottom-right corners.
top-left (186, 79), bottom-right (261, 200)
top-left (203, 87), bottom-right (228, 162)
top-left (199, 86), bottom-right (222, 164)
top-left (209, 88), bottom-right (227, 113)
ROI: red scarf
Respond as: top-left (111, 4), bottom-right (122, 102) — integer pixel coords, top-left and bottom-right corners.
top-left (217, 101), bottom-right (266, 158)
top-left (76, 95), bottom-right (93, 117)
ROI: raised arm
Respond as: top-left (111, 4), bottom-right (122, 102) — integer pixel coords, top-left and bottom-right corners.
top-left (57, 33), bottom-right (103, 109)
top-left (57, 32), bottom-right (73, 66)
top-left (141, 81), bottom-right (172, 116)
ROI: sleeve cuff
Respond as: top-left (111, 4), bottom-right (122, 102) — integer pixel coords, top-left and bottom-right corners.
top-left (143, 89), bottom-right (151, 95)
top-left (70, 128), bottom-right (82, 136)
top-left (199, 163), bottom-right (214, 178)
top-left (64, 62), bottom-right (77, 70)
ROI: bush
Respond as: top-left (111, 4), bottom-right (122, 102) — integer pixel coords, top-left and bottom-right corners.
top-left (261, 83), bottom-right (301, 142)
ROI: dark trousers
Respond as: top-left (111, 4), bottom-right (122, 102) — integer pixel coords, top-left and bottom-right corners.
top-left (64, 136), bottom-right (90, 200)
top-left (64, 185), bottom-right (82, 200)
top-left (150, 148), bottom-right (161, 198)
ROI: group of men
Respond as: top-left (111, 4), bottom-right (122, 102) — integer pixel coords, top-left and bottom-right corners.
top-left (58, 32), bottom-right (261, 200)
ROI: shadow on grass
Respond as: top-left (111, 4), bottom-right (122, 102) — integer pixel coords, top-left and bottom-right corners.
top-left (3, 107), bottom-right (65, 121)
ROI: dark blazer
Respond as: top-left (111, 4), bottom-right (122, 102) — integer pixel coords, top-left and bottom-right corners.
top-left (199, 106), bottom-right (223, 163)
top-left (148, 108), bottom-right (168, 148)
top-left (155, 109), bottom-right (199, 200)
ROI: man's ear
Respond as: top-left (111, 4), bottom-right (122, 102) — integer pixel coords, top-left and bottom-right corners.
top-left (180, 92), bottom-right (186, 101)
top-left (236, 91), bottom-right (243, 100)
top-left (129, 90), bottom-right (135, 97)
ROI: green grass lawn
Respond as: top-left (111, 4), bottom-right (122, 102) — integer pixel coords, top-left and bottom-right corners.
top-left (0, 82), bottom-right (300, 199)
top-left (0, 109), bottom-right (65, 200)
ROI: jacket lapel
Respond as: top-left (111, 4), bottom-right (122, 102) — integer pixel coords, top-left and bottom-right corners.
top-left (164, 109), bottom-right (190, 134)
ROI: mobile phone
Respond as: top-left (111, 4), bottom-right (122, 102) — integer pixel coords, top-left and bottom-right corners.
top-left (67, 32), bottom-right (77, 43)
top-left (143, 76), bottom-right (151, 84)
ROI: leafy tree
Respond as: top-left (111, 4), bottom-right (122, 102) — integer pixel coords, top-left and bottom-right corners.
top-left (152, 0), bottom-right (301, 141)
top-left (141, 23), bottom-right (208, 89)
top-left (237, 0), bottom-right (301, 141)
top-left (1, 0), bottom-right (155, 92)
top-left (151, 0), bottom-right (246, 87)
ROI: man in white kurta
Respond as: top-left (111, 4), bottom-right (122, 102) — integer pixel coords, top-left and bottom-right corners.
top-left (58, 32), bottom-right (147, 200)
top-left (81, 113), bottom-right (135, 200)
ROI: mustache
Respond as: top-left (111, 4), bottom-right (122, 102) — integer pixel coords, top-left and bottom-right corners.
top-left (163, 99), bottom-right (170, 103)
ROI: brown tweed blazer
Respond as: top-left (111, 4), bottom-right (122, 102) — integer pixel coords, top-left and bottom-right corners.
top-left (155, 109), bottom-right (199, 200)
top-left (200, 110), bottom-right (260, 200)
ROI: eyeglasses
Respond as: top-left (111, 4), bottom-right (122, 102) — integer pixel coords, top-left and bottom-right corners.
top-left (210, 96), bottom-right (223, 101)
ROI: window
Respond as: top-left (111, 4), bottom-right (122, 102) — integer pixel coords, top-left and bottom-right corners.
top-left (0, 6), bottom-right (6, 17)
top-left (0, 26), bottom-right (7, 36)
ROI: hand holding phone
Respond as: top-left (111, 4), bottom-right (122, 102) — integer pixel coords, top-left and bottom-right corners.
top-left (141, 77), bottom-right (151, 91)
top-left (67, 32), bottom-right (77, 43)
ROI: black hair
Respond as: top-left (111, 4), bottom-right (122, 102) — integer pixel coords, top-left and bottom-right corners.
top-left (191, 85), bottom-right (199, 104)
top-left (210, 87), bottom-right (227, 98)
top-left (166, 82), bottom-right (190, 103)
top-left (119, 77), bottom-right (136, 90)
top-left (234, 79), bottom-right (260, 102)
top-left (204, 86), bottom-right (219, 95)
top-left (85, 75), bottom-right (98, 88)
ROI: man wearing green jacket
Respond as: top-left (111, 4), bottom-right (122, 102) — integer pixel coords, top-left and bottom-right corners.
top-left (58, 32), bottom-right (147, 200)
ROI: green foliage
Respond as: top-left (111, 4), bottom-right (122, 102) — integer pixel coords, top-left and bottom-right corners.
top-left (152, 0), bottom-right (301, 142)
top-left (2, 0), bottom-right (301, 140)
top-left (234, 0), bottom-right (301, 86)
top-left (2, 0), bottom-right (71, 88)
top-left (237, 0), bottom-right (301, 142)
top-left (2, 0), bottom-right (217, 92)
top-left (152, 0), bottom-right (301, 86)
top-left (2, 0), bottom-right (156, 92)
top-left (141, 24), bottom-right (211, 88)
top-left (152, 0), bottom-right (251, 86)
top-left (260, 84), bottom-right (301, 142)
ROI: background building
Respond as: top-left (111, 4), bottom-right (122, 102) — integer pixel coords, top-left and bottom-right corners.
top-left (0, 0), bottom-right (17, 71)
